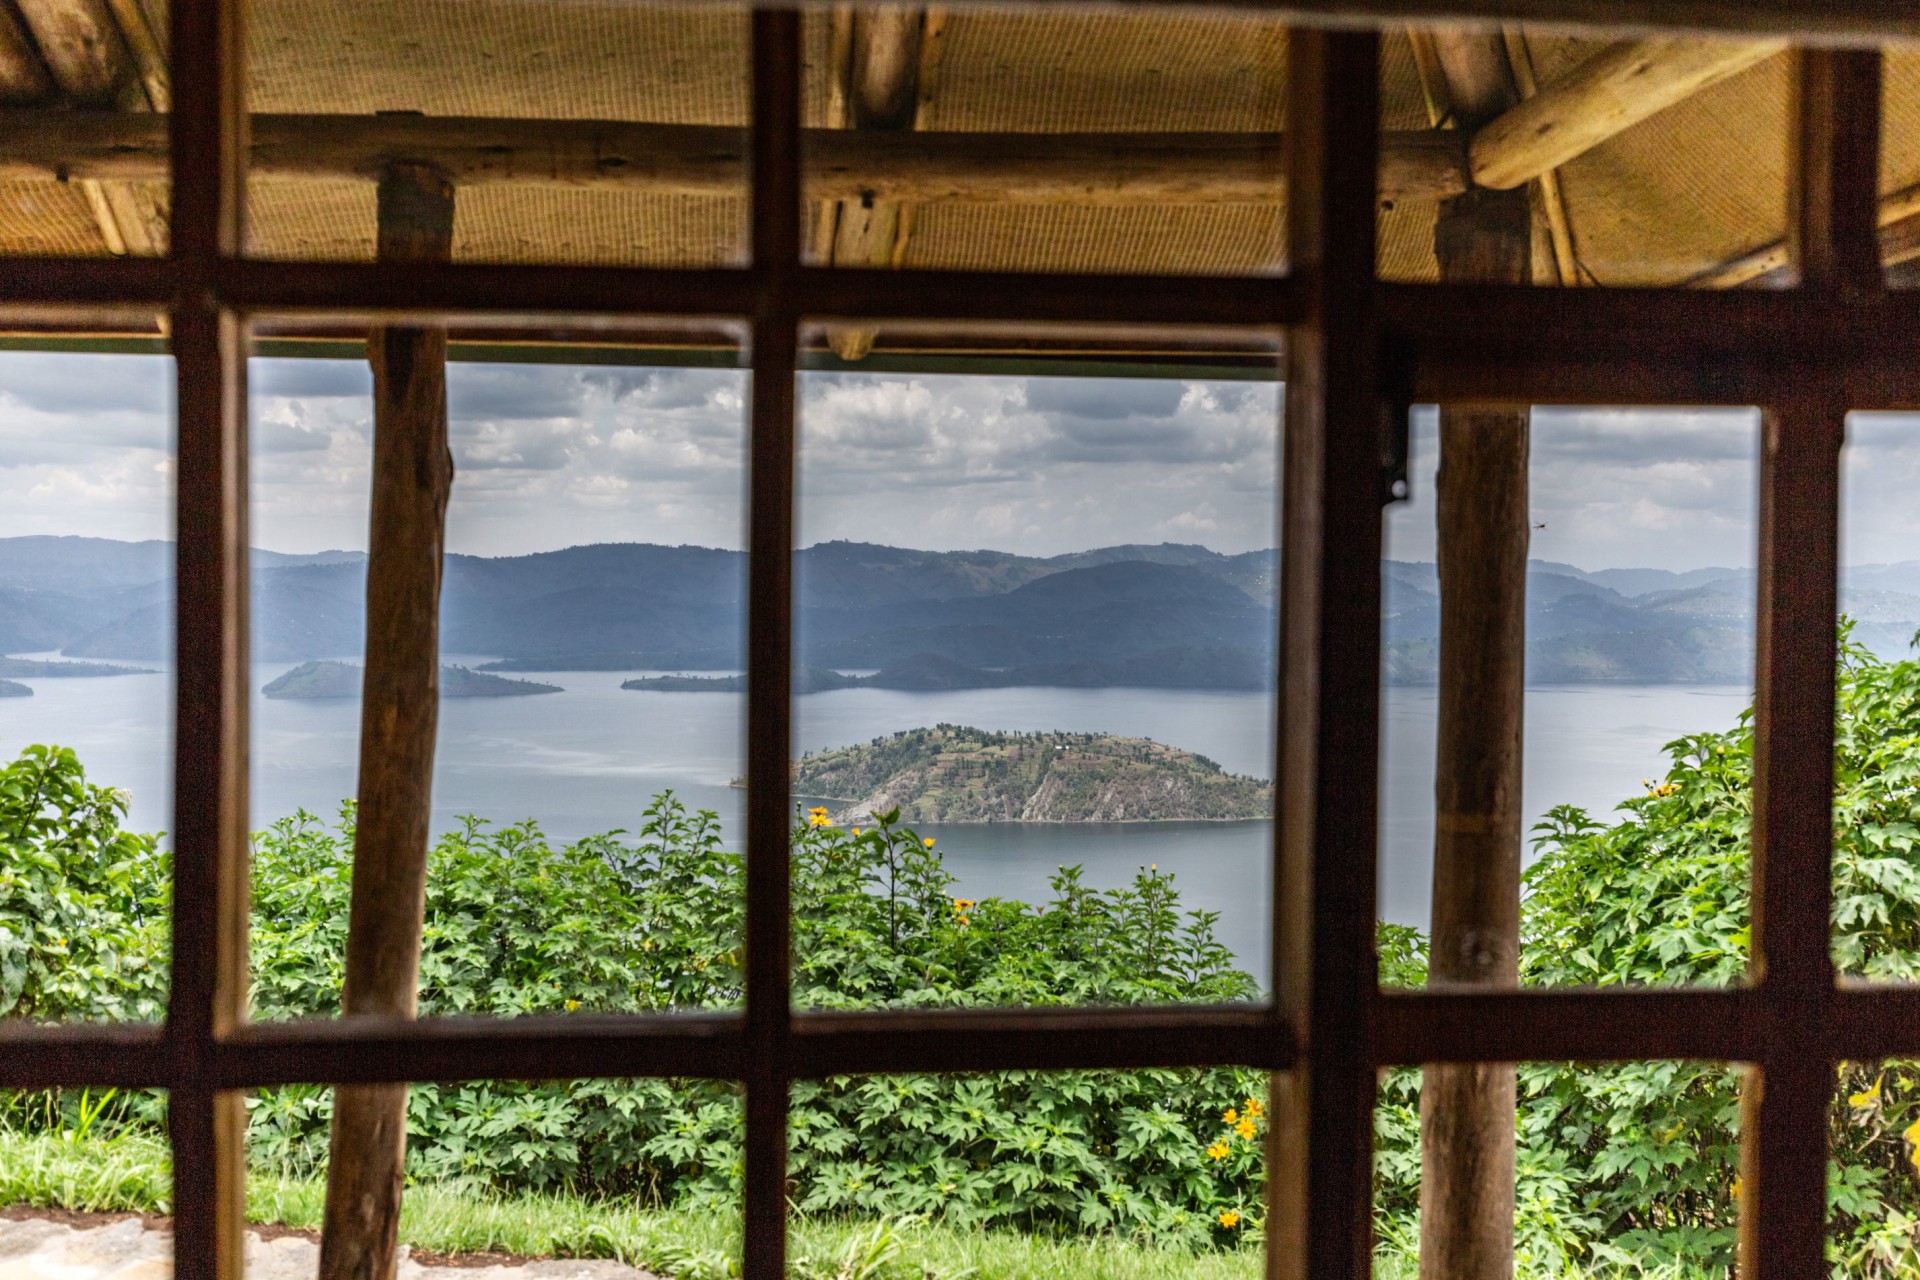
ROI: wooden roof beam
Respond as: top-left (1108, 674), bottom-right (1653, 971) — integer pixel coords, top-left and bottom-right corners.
top-left (10, 0), bottom-right (166, 255)
top-left (1692, 181), bottom-right (1920, 288)
top-left (0, 110), bottom-right (1470, 205)
top-left (1468, 35), bottom-right (1784, 190)
top-left (820, 4), bottom-right (933, 361)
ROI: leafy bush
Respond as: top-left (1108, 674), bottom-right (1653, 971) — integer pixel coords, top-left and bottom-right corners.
top-left (1375, 625), bottom-right (1920, 1276)
top-left (12, 623), bottom-right (1920, 1267)
top-left (0, 744), bottom-right (166, 1022)
top-left (1, 755), bottom-right (1264, 1247)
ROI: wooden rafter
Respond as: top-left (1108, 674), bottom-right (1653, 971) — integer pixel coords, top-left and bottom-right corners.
top-left (1469, 35), bottom-right (1782, 190)
top-left (820, 5), bottom-right (938, 361)
top-left (9, 0), bottom-right (168, 255)
top-left (1501, 27), bottom-right (1581, 285)
top-left (0, 109), bottom-right (1471, 204)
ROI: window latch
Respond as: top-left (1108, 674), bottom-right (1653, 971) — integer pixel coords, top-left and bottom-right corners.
top-left (1380, 334), bottom-right (1414, 507)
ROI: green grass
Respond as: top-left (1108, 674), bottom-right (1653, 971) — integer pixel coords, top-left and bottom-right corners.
top-left (0, 1131), bottom-right (1261, 1280)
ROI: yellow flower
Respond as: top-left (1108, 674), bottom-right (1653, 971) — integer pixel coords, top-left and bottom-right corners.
top-left (808, 806), bottom-right (828, 816)
top-left (565, 998), bottom-right (581, 1011)
top-left (1849, 1075), bottom-right (1885, 1109)
top-left (851, 827), bottom-right (861, 836)
top-left (809, 811), bottom-right (832, 828)
top-left (924, 837), bottom-right (936, 848)
top-left (1905, 1117), bottom-right (1920, 1173)
top-left (1217, 1210), bottom-right (1241, 1228)
top-left (1222, 1108), bottom-right (1238, 1125)
top-left (1244, 1098), bottom-right (1263, 1117)
top-left (1730, 1175), bottom-right (1742, 1200)
top-left (957, 915), bottom-right (970, 928)
top-left (1205, 1142), bottom-right (1230, 1161)
top-left (1235, 1118), bottom-right (1257, 1141)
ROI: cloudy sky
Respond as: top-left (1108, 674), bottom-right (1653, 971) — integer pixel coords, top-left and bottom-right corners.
top-left (0, 350), bottom-right (1916, 569)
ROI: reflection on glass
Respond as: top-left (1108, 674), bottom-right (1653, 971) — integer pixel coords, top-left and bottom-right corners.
top-left (794, 368), bottom-right (1279, 1008)
top-left (1831, 1061), bottom-right (1920, 1270)
top-left (1380, 406), bottom-right (1760, 990)
top-left (1838, 414), bottom-right (1920, 981)
top-left (243, 1083), bottom-right (743, 1276)
top-left (789, 1071), bottom-right (1267, 1270)
top-left (247, 353), bottom-right (749, 1015)
top-left (0, 1090), bottom-right (171, 1226)
top-left (0, 350), bottom-right (174, 1023)
top-left (1378, 1063), bottom-right (1739, 1274)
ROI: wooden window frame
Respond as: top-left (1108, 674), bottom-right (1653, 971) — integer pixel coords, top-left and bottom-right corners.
top-left (0, 6), bottom-right (1912, 1280)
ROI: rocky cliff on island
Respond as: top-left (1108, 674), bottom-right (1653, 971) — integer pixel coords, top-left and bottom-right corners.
top-left (787, 724), bottom-right (1271, 824)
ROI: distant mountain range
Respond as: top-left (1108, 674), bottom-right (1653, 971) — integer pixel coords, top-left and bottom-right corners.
top-left (2, 534), bottom-right (1916, 688)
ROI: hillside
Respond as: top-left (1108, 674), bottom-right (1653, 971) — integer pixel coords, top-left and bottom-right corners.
top-left (12, 533), bottom-right (1920, 685)
top-left (0, 656), bottom-right (151, 677)
top-left (262, 660), bottom-right (561, 699)
top-left (624, 666), bottom-right (858, 693)
top-left (789, 725), bottom-right (1272, 823)
top-left (0, 679), bottom-right (26, 698)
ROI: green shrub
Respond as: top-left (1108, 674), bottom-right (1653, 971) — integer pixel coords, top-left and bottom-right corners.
top-left (1, 756), bottom-right (1264, 1247)
top-left (12, 623), bottom-right (1920, 1266)
top-left (1375, 625), bottom-right (1920, 1275)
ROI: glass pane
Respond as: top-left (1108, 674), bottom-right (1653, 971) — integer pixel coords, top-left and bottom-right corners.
top-left (248, 334), bottom-right (748, 1016)
top-left (790, 1070), bottom-right (1265, 1274)
top-left (245, 1), bottom-right (748, 266)
top-left (1381, 406), bottom-right (1760, 989)
top-left (1830, 1060), bottom-right (1920, 1270)
top-left (801, 8), bottom-right (1285, 279)
top-left (247, 1082), bottom-right (741, 1274)
top-left (0, 346), bottom-right (174, 1023)
top-left (0, 1089), bottom-right (171, 1219)
top-left (793, 359), bottom-right (1278, 1009)
top-left (1836, 413), bottom-right (1920, 981)
top-left (1379, 1062), bottom-right (1740, 1274)
top-left (1382, 31), bottom-right (1789, 288)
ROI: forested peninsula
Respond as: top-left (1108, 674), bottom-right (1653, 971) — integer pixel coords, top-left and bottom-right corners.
top-left (262, 660), bottom-right (560, 699)
top-left (783, 725), bottom-right (1272, 824)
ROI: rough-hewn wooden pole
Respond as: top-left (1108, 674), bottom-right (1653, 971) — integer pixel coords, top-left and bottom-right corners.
top-left (1419, 32), bottom-right (1531, 1280)
top-left (317, 161), bottom-right (455, 1280)
top-left (820, 4), bottom-right (931, 361)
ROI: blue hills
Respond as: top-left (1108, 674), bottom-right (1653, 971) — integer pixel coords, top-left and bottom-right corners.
top-left (2, 535), bottom-right (1915, 687)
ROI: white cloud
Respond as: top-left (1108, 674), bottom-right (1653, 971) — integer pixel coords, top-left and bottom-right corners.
top-left (7, 349), bottom-right (1919, 573)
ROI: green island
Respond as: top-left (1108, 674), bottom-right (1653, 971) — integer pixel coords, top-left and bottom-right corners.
top-left (262, 660), bottom-right (561, 699)
top-left (0, 677), bottom-right (26, 697)
top-left (624, 666), bottom-right (859, 694)
top-left (0, 656), bottom-right (152, 678)
top-left (780, 725), bottom-right (1272, 824)
top-left (10, 625), bottom-right (1920, 1277)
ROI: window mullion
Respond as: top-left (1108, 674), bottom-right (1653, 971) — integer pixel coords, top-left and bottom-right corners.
top-left (744, 10), bottom-right (803, 1280)
top-left (1272, 26), bottom-right (1386, 1280)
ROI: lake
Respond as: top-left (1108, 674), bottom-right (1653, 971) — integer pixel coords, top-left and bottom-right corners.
top-left (0, 659), bottom-right (1752, 981)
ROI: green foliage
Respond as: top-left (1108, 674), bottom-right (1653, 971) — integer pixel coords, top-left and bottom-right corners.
top-left (0, 1127), bottom-right (1263, 1280)
top-left (1374, 626), bottom-right (1920, 1276)
top-left (17, 624), bottom-right (1920, 1271)
top-left (1, 755), bottom-right (1264, 1249)
top-left (0, 744), bottom-right (166, 1022)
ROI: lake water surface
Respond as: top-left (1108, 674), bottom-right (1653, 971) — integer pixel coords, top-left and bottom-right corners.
top-left (0, 661), bottom-right (1751, 978)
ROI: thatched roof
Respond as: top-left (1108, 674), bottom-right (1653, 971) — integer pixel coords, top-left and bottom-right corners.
top-left (5, 2), bottom-right (1919, 351)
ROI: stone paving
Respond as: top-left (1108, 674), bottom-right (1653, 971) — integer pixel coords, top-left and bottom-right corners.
top-left (0, 1216), bottom-right (661, 1280)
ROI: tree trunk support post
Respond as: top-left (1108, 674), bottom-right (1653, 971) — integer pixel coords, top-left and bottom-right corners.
top-left (1419, 31), bottom-right (1532, 1280)
top-left (317, 160), bottom-right (456, 1280)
